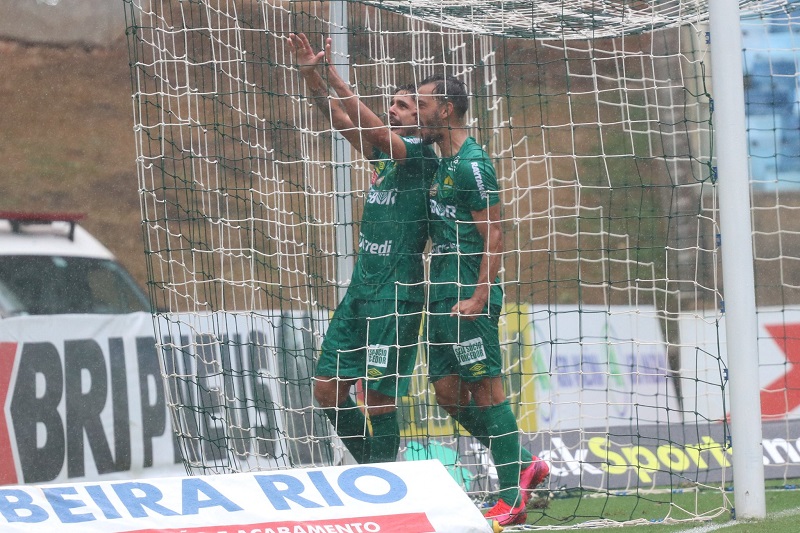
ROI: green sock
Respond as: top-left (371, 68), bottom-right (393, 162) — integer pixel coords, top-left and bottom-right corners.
top-left (323, 397), bottom-right (371, 464)
top-left (454, 400), bottom-right (533, 467)
top-left (484, 401), bottom-right (523, 506)
top-left (368, 410), bottom-right (400, 463)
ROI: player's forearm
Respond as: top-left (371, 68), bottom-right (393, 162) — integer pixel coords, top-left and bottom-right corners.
top-left (300, 70), bottom-right (359, 137)
top-left (473, 225), bottom-right (503, 304)
top-left (473, 262), bottom-right (501, 304)
top-left (301, 70), bottom-right (333, 114)
top-left (327, 66), bottom-right (391, 143)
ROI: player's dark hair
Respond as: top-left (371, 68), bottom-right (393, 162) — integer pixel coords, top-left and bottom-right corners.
top-left (394, 83), bottom-right (417, 95)
top-left (419, 74), bottom-right (469, 118)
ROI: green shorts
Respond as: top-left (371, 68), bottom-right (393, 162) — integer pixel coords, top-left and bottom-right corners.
top-left (425, 299), bottom-right (503, 382)
top-left (317, 293), bottom-right (423, 398)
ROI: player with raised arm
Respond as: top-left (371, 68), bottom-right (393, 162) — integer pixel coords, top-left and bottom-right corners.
top-left (416, 74), bottom-right (549, 526)
top-left (287, 33), bottom-right (437, 464)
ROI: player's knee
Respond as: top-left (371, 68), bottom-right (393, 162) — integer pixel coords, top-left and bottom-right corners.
top-left (365, 390), bottom-right (396, 408)
top-left (432, 383), bottom-right (461, 411)
top-left (469, 377), bottom-right (505, 407)
top-left (434, 391), bottom-right (457, 408)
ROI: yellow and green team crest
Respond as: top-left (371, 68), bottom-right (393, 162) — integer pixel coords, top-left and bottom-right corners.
top-left (371, 160), bottom-right (387, 187)
top-left (441, 175), bottom-right (455, 197)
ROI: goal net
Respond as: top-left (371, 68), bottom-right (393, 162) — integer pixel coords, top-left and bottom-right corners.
top-left (122, 0), bottom-right (800, 527)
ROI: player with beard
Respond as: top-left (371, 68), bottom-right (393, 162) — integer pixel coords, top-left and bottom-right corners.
top-left (288, 33), bottom-right (437, 463)
top-left (416, 74), bottom-right (549, 525)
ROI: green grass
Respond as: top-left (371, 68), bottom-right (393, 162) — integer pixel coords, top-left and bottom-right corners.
top-left (513, 482), bottom-right (800, 531)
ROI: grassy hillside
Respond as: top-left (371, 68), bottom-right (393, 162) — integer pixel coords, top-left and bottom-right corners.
top-left (0, 37), bottom-right (148, 287)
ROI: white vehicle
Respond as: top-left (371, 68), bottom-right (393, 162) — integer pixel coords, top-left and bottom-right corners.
top-left (0, 211), bottom-right (150, 317)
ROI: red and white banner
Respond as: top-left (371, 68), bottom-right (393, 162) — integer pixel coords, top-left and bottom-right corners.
top-left (0, 314), bottom-right (181, 486)
top-left (0, 460), bottom-right (492, 532)
top-left (679, 307), bottom-right (800, 421)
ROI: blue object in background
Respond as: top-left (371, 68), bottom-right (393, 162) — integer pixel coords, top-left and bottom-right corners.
top-left (742, 8), bottom-right (800, 190)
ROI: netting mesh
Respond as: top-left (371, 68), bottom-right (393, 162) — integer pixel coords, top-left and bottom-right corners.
top-left (122, 0), bottom-right (800, 528)
top-left (356, 0), bottom-right (792, 39)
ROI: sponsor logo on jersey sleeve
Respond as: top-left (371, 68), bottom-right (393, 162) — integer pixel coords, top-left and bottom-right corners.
top-left (470, 161), bottom-right (489, 200)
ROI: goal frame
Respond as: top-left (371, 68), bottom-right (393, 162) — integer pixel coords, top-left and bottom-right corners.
top-left (708, 0), bottom-right (765, 519)
top-left (118, 0), bottom-right (786, 524)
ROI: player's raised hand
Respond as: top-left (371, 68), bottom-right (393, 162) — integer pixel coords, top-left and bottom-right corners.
top-left (287, 33), bottom-right (325, 77)
top-left (322, 37), bottom-right (346, 87)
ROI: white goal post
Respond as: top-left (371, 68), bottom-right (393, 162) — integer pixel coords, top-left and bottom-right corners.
top-left (708, 0), bottom-right (765, 520)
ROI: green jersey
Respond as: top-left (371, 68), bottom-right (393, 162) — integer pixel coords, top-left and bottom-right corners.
top-left (428, 137), bottom-right (503, 307)
top-left (347, 136), bottom-right (437, 302)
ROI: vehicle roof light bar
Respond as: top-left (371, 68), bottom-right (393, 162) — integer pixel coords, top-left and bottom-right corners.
top-left (0, 211), bottom-right (87, 241)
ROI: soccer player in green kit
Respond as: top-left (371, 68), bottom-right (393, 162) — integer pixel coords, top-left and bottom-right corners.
top-left (288, 33), bottom-right (437, 464)
top-left (416, 74), bottom-right (549, 526)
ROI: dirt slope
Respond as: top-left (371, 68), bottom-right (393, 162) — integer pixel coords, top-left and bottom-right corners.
top-left (0, 37), bottom-right (147, 286)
